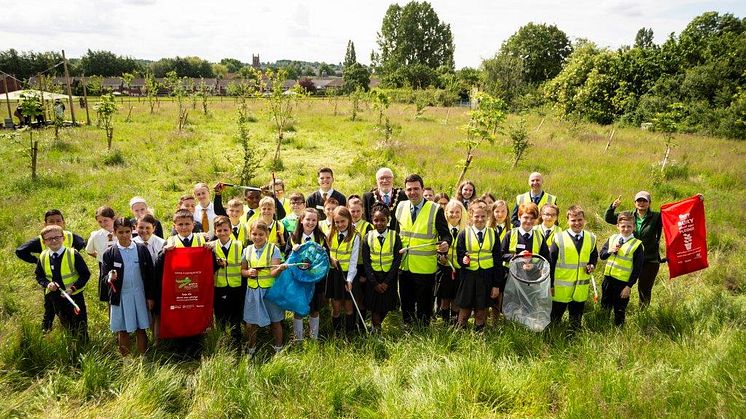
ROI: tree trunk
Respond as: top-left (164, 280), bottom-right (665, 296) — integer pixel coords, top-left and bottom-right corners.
top-left (455, 152), bottom-right (473, 191)
top-left (274, 131), bottom-right (283, 163)
top-left (31, 138), bottom-right (38, 180)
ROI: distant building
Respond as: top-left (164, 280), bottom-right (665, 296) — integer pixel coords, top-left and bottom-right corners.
top-left (252, 54), bottom-right (260, 68)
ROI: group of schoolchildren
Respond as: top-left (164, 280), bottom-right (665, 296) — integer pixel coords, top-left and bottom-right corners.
top-left (16, 167), bottom-right (646, 357)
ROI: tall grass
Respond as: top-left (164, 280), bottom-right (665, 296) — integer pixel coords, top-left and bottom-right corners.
top-left (1, 98), bottom-right (744, 416)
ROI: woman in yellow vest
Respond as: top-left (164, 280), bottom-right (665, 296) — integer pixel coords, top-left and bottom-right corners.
top-left (325, 206), bottom-right (362, 335)
top-left (549, 205), bottom-right (599, 330)
top-left (362, 205), bottom-right (402, 333)
top-left (210, 216), bottom-right (245, 347)
top-left (287, 208), bottom-right (328, 341)
top-left (599, 212), bottom-right (644, 326)
top-left (241, 221), bottom-right (288, 356)
top-left (455, 202), bottom-right (503, 331)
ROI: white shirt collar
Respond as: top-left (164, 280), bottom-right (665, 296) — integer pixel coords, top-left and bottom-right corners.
top-left (473, 226), bottom-right (486, 235)
top-left (116, 241), bottom-right (136, 250)
top-left (178, 234), bottom-right (193, 241)
top-left (570, 230), bottom-right (584, 239)
top-left (620, 234), bottom-right (634, 242)
top-left (377, 229), bottom-right (388, 237)
top-left (218, 238), bottom-right (232, 248)
top-left (302, 232), bottom-right (314, 240)
top-left (52, 246), bottom-right (66, 257)
top-left (518, 227), bottom-right (532, 236)
top-left (320, 188), bottom-right (335, 196)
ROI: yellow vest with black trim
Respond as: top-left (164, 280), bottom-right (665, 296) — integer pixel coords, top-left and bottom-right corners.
top-left (534, 225), bottom-right (562, 247)
top-left (603, 234), bottom-right (643, 282)
top-left (214, 239), bottom-right (243, 287)
top-left (366, 230), bottom-right (395, 272)
top-left (464, 227), bottom-right (496, 271)
top-left (553, 230), bottom-right (596, 303)
top-left (504, 228), bottom-right (545, 267)
top-left (516, 191), bottom-right (557, 208)
top-left (396, 200), bottom-right (439, 274)
top-left (40, 248), bottom-right (84, 295)
top-left (246, 243), bottom-right (278, 289)
top-left (39, 230), bottom-right (74, 252)
top-left (166, 234), bottom-right (206, 247)
top-left (258, 220), bottom-right (285, 245)
top-left (330, 232), bottom-right (358, 272)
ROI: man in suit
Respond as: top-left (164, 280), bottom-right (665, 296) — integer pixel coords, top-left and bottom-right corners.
top-left (511, 172), bottom-right (558, 227)
top-left (306, 167), bottom-right (346, 221)
top-left (362, 167), bottom-right (408, 230)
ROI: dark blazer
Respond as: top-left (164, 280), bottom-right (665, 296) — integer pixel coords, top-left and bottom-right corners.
top-left (34, 248), bottom-right (91, 292)
top-left (17, 232), bottom-right (86, 264)
top-left (362, 188), bottom-right (408, 230)
top-left (102, 243), bottom-right (155, 306)
top-left (306, 189), bottom-right (346, 220)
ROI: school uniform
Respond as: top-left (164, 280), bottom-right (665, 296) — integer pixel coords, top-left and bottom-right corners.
top-left (133, 235), bottom-right (166, 263)
top-left (242, 243), bottom-right (285, 327)
top-left (212, 238), bottom-right (245, 344)
top-left (510, 191), bottom-right (558, 227)
top-left (599, 234), bottom-right (644, 326)
top-left (436, 224), bottom-right (462, 300)
top-left (262, 219), bottom-right (288, 247)
top-left (549, 230), bottom-right (599, 329)
top-left (214, 193), bottom-right (287, 221)
top-left (325, 230), bottom-right (360, 301)
top-left (102, 242), bottom-right (154, 333)
top-left (362, 229), bottom-right (402, 315)
top-left (169, 220), bottom-right (204, 237)
top-left (455, 227), bottom-right (503, 309)
top-left (362, 188), bottom-right (407, 230)
top-left (353, 220), bottom-right (373, 316)
top-left (535, 224), bottom-right (563, 248)
top-left (306, 188), bottom-right (346, 221)
top-left (500, 227), bottom-right (550, 265)
top-left (194, 202), bottom-right (217, 238)
top-left (34, 246), bottom-right (91, 340)
top-left (86, 228), bottom-right (117, 302)
top-left (130, 217), bottom-right (165, 239)
top-left (16, 231), bottom-right (86, 331)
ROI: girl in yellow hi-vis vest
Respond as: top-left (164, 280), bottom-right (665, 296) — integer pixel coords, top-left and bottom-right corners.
top-left (362, 205), bottom-right (402, 333)
top-left (488, 199), bottom-right (510, 320)
top-left (325, 206), bottom-right (361, 336)
top-left (436, 199), bottom-right (467, 324)
top-left (241, 221), bottom-right (287, 356)
top-left (455, 202), bottom-right (503, 331)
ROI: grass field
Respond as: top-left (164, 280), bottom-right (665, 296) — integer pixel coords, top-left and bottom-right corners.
top-left (1, 97), bottom-right (745, 417)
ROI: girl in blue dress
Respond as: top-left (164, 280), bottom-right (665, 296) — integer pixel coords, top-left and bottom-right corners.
top-left (102, 218), bottom-right (155, 356)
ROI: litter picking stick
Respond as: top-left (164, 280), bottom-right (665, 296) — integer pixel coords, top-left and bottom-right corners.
top-left (220, 183), bottom-right (262, 191)
top-left (59, 288), bottom-right (81, 315)
top-left (591, 274), bottom-right (599, 304)
top-left (254, 263), bottom-right (310, 270)
top-left (348, 288), bottom-right (368, 334)
top-left (107, 270), bottom-right (117, 293)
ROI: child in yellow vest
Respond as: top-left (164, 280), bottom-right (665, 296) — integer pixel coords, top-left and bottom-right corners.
top-left (319, 197), bottom-right (339, 236)
top-left (242, 221), bottom-right (287, 355)
top-left (348, 196), bottom-right (372, 329)
top-left (599, 211), bottom-right (644, 326)
top-left (536, 203), bottom-right (562, 246)
top-left (436, 199), bottom-right (467, 323)
top-left (362, 205), bottom-right (402, 333)
top-left (455, 201), bottom-right (502, 331)
top-left (280, 192), bottom-right (306, 234)
top-left (326, 206), bottom-right (361, 335)
top-left (549, 205), bottom-right (598, 330)
top-left (211, 215), bottom-right (245, 347)
top-left (488, 200), bottom-right (510, 320)
top-left (251, 197), bottom-right (288, 247)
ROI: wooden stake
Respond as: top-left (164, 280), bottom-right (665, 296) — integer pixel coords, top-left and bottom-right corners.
top-left (62, 50), bottom-right (76, 125)
top-left (82, 72), bottom-right (90, 125)
top-left (534, 117), bottom-right (545, 133)
top-left (3, 75), bottom-right (12, 124)
top-left (604, 129), bottom-right (616, 152)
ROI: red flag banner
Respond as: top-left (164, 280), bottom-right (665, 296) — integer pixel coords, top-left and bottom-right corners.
top-left (160, 247), bottom-right (214, 338)
top-left (661, 195), bottom-right (708, 279)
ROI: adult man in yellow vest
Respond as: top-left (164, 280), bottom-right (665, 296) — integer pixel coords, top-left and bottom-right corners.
top-left (511, 172), bottom-right (558, 227)
top-left (395, 174), bottom-right (451, 326)
top-left (549, 205), bottom-right (598, 331)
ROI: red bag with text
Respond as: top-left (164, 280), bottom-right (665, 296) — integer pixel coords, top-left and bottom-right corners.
top-left (160, 247), bottom-right (214, 338)
top-left (661, 196), bottom-right (708, 279)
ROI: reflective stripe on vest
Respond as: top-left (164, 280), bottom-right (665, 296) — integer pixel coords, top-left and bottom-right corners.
top-left (464, 227), bottom-right (496, 271)
top-left (516, 192), bottom-right (557, 208)
top-left (603, 234), bottom-right (643, 282)
top-left (533, 225), bottom-right (562, 248)
top-left (395, 200), bottom-right (438, 274)
top-left (504, 229), bottom-right (545, 267)
top-left (240, 207), bottom-right (260, 226)
top-left (39, 230), bottom-right (74, 252)
top-left (214, 240), bottom-right (243, 287)
top-left (331, 232), bottom-right (357, 272)
top-left (40, 248), bottom-right (83, 295)
top-left (366, 230), bottom-right (395, 272)
top-left (355, 220), bottom-right (372, 237)
top-left (553, 230), bottom-right (596, 303)
top-left (447, 227), bottom-right (461, 269)
top-left (246, 243), bottom-right (277, 289)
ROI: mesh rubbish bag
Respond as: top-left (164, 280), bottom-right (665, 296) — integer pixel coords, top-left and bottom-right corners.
top-left (502, 253), bottom-right (552, 332)
top-left (266, 241), bottom-right (330, 316)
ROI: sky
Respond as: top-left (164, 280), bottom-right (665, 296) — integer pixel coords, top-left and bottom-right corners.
top-left (1, 0), bottom-right (743, 68)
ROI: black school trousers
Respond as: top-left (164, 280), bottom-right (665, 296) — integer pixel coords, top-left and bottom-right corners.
top-left (399, 270), bottom-right (435, 326)
top-left (214, 286), bottom-right (245, 344)
top-left (601, 276), bottom-right (631, 326)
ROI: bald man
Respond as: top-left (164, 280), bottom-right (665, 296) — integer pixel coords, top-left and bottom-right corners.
top-left (511, 172), bottom-right (558, 227)
top-left (362, 167), bottom-right (408, 230)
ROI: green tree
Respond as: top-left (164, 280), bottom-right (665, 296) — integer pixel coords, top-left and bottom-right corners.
top-left (501, 22), bottom-right (572, 84)
top-left (343, 63), bottom-right (371, 93)
top-left (94, 93), bottom-right (117, 150)
top-left (265, 69), bottom-right (298, 170)
top-left (344, 41), bottom-right (357, 68)
top-left (121, 72), bottom-right (135, 122)
top-left (376, 1), bottom-right (455, 87)
top-left (634, 27), bottom-right (655, 49)
top-left (220, 58), bottom-right (244, 73)
top-left (79, 49), bottom-right (141, 77)
top-left (456, 92), bottom-right (506, 186)
top-left (481, 53), bottom-right (526, 106)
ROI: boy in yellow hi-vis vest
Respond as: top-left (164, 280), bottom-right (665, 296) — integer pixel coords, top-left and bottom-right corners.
top-left (549, 205), bottom-right (598, 331)
top-left (35, 225), bottom-right (91, 341)
top-left (599, 212), bottom-right (644, 326)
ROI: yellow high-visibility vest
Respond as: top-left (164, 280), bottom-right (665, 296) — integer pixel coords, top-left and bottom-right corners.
top-left (40, 248), bottom-right (84, 295)
top-left (214, 239), bottom-right (243, 288)
top-left (366, 230), bottom-right (395, 272)
top-left (603, 234), bottom-right (643, 282)
top-left (395, 200), bottom-right (439, 274)
top-left (553, 230), bottom-right (596, 303)
top-left (39, 230), bottom-right (74, 252)
top-left (330, 232), bottom-right (358, 272)
top-left (464, 227), bottom-right (496, 271)
top-left (246, 243), bottom-right (278, 289)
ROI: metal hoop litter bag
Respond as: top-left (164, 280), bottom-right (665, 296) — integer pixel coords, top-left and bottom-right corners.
top-left (503, 253), bottom-right (552, 332)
